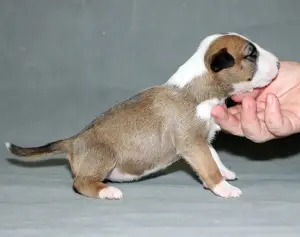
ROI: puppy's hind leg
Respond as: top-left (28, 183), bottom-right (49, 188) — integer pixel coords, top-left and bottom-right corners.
top-left (71, 144), bottom-right (122, 200)
top-left (73, 177), bottom-right (123, 200)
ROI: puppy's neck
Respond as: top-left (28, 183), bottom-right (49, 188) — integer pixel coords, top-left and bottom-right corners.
top-left (183, 74), bottom-right (231, 104)
top-left (166, 53), bottom-right (231, 104)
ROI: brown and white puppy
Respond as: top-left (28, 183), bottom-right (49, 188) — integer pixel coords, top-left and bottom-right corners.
top-left (5, 32), bottom-right (279, 200)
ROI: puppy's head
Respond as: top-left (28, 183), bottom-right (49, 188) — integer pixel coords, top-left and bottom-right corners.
top-left (167, 32), bottom-right (280, 95)
top-left (204, 32), bottom-right (280, 94)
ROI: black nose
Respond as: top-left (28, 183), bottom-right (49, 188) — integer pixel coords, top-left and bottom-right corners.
top-left (277, 61), bottom-right (280, 69)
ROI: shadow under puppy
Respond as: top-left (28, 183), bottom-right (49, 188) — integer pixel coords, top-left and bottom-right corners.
top-left (5, 32), bottom-right (280, 200)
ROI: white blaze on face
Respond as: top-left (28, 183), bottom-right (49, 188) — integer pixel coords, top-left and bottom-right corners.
top-left (251, 43), bottom-right (279, 88)
top-left (229, 32), bottom-right (280, 94)
top-left (165, 32), bottom-right (279, 95)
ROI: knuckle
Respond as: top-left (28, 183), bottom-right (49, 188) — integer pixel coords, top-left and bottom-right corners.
top-left (266, 121), bottom-right (282, 134)
top-left (246, 134), bottom-right (267, 143)
top-left (266, 117), bottom-right (282, 130)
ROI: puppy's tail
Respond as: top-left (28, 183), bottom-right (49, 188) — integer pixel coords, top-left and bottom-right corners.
top-left (5, 138), bottom-right (71, 159)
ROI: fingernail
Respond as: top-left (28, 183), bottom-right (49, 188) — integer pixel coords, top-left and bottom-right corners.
top-left (211, 111), bottom-right (219, 120)
top-left (212, 115), bottom-right (220, 121)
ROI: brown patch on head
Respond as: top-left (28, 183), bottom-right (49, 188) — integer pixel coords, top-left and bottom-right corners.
top-left (204, 35), bottom-right (258, 85)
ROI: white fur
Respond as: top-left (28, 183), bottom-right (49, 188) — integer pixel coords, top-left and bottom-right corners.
top-left (166, 32), bottom-right (279, 95)
top-left (196, 98), bottom-right (220, 120)
top-left (212, 180), bottom-right (242, 198)
top-left (5, 142), bottom-right (11, 150)
top-left (196, 98), bottom-right (221, 142)
top-left (107, 168), bottom-right (139, 182)
top-left (107, 164), bottom-right (171, 183)
top-left (228, 32), bottom-right (279, 94)
top-left (208, 145), bottom-right (236, 180)
top-left (99, 186), bottom-right (123, 200)
top-left (166, 34), bottom-right (223, 88)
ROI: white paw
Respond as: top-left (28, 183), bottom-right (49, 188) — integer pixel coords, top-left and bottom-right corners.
top-left (202, 182), bottom-right (208, 189)
top-left (98, 186), bottom-right (123, 200)
top-left (221, 169), bottom-right (237, 181)
top-left (212, 180), bottom-right (242, 198)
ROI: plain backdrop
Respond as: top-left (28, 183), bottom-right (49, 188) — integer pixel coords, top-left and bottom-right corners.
top-left (1, 1), bottom-right (300, 237)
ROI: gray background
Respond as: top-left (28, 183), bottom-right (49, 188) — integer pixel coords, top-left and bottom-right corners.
top-left (1, 0), bottom-right (300, 236)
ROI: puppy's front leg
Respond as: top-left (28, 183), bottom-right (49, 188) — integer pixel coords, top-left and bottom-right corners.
top-left (208, 145), bottom-right (237, 181)
top-left (181, 141), bottom-right (242, 198)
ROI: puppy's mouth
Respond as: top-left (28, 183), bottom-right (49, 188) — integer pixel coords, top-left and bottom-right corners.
top-left (264, 68), bottom-right (280, 86)
top-left (256, 64), bottom-right (280, 89)
top-left (256, 78), bottom-right (274, 90)
top-left (259, 73), bottom-right (279, 89)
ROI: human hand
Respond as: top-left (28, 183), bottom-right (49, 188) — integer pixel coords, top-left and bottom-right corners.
top-left (211, 61), bottom-right (300, 143)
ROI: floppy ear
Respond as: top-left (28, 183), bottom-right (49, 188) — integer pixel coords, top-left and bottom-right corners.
top-left (210, 48), bottom-right (235, 72)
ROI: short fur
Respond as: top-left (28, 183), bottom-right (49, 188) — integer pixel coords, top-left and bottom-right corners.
top-left (6, 32), bottom-right (279, 200)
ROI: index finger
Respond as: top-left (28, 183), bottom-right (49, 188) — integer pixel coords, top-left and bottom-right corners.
top-left (211, 105), bottom-right (244, 136)
top-left (231, 88), bottom-right (263, 103)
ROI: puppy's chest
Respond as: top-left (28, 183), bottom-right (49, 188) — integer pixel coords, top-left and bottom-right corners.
top-left (195, 98), bottom-right (223, 143)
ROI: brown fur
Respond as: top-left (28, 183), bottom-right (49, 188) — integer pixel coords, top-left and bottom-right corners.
top-left (205, 35), bottom-right (257, 84)
top-left (7, 34), bottom-right (260, 199)
top-left (185, 35), bottom-right (258, 103)
top-left (68, 86), bottom-right (221, 195)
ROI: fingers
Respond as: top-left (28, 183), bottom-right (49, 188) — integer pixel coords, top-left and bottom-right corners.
top-left (264, 93), bottom-right (292, 137)
top-left (228, 104), bottom-right (242, 115)
top-left (264, 93), bottom-right (283, 133)
top-left (240, 96), bottom-right (264, 141)
top-left (211, 105), bottom-right (243, 136)
top-left (231, 88), bottom-right (263, 103)
top-left (212, 95), bottom-right (287, 143)
top-left (212, 94), bottom-right (291, 143)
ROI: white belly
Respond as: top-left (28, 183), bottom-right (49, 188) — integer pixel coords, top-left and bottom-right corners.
top-left (107, 160), bottom-right (177, 182)
top-left (107, 165), bottom-right (165, 182)
top-left (106, 168), bottom-right (140, 182)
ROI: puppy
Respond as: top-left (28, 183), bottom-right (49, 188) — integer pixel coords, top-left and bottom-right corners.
top-left (5, 32), bottom-right (279, 200)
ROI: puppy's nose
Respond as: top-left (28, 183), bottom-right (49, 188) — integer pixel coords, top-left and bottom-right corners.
top-left (276, 61), bottom-right (280, 69)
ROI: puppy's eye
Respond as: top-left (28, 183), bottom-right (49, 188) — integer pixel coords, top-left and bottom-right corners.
top-left (245, 44), bottom-right (258, 62)
top-left (245, 51), bottom-right (258, 62)
top-left (249, 50), bottom-right (258, 59)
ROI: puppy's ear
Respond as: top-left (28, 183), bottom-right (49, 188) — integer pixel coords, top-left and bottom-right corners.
top-left (210, 48), bottom-right (235, 72)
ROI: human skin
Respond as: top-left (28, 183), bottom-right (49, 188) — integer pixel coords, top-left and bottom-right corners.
top-left (211, 61), bottom-right (300, 143)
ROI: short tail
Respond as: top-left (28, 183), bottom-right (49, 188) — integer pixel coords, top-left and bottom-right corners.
top-left (5, 139), bottom-right (71, 159)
